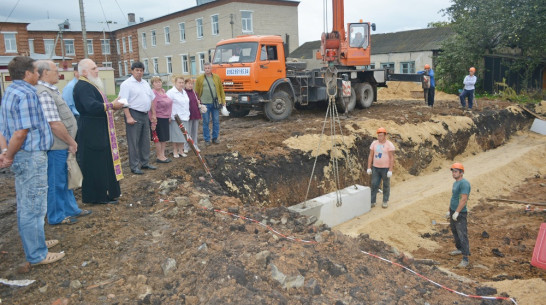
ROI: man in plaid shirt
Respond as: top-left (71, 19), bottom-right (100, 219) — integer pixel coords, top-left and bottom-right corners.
top-left (0, 56), bottom-right (65, 266)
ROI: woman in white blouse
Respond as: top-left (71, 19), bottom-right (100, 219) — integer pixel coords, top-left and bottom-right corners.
top-left (166, 75), bottom-right (190, 158)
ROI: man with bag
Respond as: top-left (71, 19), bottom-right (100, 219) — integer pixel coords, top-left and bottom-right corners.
top-left (195, 62), bottom-right (225, 146)
top-left (35, 60), bottom-right (92, 225)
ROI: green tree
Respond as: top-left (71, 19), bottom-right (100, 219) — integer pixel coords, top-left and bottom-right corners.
top-left (436, 0), bottom-right (546, 93)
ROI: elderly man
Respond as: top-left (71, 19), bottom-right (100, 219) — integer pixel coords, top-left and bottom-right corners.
top-left (119, 61), bottom-right (156, 175)
top-left (0, 56), bottom-right (64, 265)
top-left (73, 59), bottom-right (124, 204)
top-left (195, 62), bottom-right (225, 146)
top-left (35, 60), bottom-right (92, 225)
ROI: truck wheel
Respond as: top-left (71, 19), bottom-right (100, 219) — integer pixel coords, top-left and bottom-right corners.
top-left (335, 87), bottom-right (356, 113)
top-left (227, 105), bottom-right (250, 118)
top-left (355, 83), bottom-right (374, 108)
top-left (265, 90), bottom-right (293, 121)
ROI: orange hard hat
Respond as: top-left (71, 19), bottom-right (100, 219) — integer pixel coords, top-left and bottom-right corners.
top-left (377, 127), bottom-right (387, 134)
top-left (424, 64), bottom-right (430, 69)
top-left (469, 67), bottom-right (476, 72)
top-left (451, 163), bottom-right (464, 173)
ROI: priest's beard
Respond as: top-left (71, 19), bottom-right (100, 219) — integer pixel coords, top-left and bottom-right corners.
top-left (88, 75), bottom-right (105, 92)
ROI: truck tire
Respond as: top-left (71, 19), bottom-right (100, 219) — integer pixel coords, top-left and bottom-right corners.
top-left (335, 87), bottom-right (356, 113)
top-left (227, 105), bottom-right (250, 118)
top-left (355, 83), bottom-right (374, 108)
top-left (264, 90), bottom-right (293, 121)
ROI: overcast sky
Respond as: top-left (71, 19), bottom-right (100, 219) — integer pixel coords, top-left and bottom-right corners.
top-left (1, 0), bottom-right (453, 45)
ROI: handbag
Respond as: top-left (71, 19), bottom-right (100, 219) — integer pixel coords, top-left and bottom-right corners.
top-left (67, 152), bottom-right (83, 189)
top-left (204, 76), bottom-right (222, 109)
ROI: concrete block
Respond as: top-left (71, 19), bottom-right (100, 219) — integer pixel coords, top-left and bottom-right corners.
top-left (288, 185), bottom-right (370, 228)
top-left (530, 118), bottom-right (546, 135)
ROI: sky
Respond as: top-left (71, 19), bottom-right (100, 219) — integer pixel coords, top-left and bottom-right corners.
top-left (0, 0), bottom-right (453, 45)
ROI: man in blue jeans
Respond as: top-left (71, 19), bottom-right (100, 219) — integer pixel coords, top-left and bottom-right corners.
top-left (447, 162), bottom-right (471, 268)
top-left (0, 56), bottom-right (65, 266)
top-left (194, 62), bottom-right (225, 146)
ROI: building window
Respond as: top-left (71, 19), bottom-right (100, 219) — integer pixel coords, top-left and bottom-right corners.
top-left (102, 62), bottom-right (112, 68)
top-left (151, 30), bottom-right (157, 46)
top-left (164, 26), bottom-right (170, 44)
top-left (380, 62), bottom-right (395, 70)
top-left (87, 39), bottom-right (94, 55)
top-left (118, 62), bottom-right (123, 76)
top-left (64, 39), bottom-right (75, 55)
top-left (181, 54), bottom-right (189, 74)
top-left (166, 56), bottom-right (172, 74)
top-left (101, 39), bottom-right (110, 54)
top-left (196, 18), bottom-right (203, 39)
top-left (128, 35), bottom-right (133, 52)
top-left (400, 61), bottom-right (415, 74)
top-left (130, 59), bottom-right (134, 68)
top-left (369, 63), bottom-right (376, 69)
top-left (124, 60), bottom-right (128, 76)
top-left (211, 15), bottom-right (219, 35)
top-left (44, 39), bottom-right (55, 55)
top-left (198, 53), bottom-right (205, 73)
top-left (3, 33), bottom-right (17, 53)
top-left (141, 32), bottom-right (147, 48)
top-left (122, 37), bottom-right (126, 53)
top-left (241, 11), bottom-right (253, 33)
top-left (143, 58), bottom-right (149, 73)
top-left (28, 39), bottom-right (35, 53)
top-left (116, 39), bottom-right (120, 53)
top-left (152, 58), bottom-right (158, 74)
top-left (179, 23), bottom-right (186, 41)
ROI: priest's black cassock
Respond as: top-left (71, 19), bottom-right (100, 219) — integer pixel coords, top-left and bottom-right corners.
top-left (73, 79), bottom-right (122, 203)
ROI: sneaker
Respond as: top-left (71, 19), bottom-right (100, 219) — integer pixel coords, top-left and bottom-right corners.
top-left (181, 153), bottom-right (187, 157)
top-left (183, 149), bottom-right (189, 154)
top-left (382, 202), bottom-right (388, 208)
top-left (371, 202), bottom-right (376, 208)
top-left (449, 249), bottom-right (462, 256)
top-left (212, 138), bottom-right (221, 144)
top-left (456, 259), bottom-right (469, 268)
top-left (205, 141), bottom-right (212, 146)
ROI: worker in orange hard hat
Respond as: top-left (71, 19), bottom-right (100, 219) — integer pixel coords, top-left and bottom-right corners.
top-left (367, 127), bottom-right (395, 208)
top-left (460, 67), bottom-right (477, 110)
top-left (417, 64), bottom-right (435, 107)
top-left (447, 162), bottom-right (471, 268)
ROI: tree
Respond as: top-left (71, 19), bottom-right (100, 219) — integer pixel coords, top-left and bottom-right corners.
top-left (436, 0), bottom-right (546, 93)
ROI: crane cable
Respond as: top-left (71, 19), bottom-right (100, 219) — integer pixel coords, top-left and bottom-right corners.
top-left (303, 65), bottom-right (345, 208)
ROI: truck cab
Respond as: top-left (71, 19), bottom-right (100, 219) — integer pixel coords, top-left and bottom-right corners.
top-left (212, 35), bottom-right (296, 120)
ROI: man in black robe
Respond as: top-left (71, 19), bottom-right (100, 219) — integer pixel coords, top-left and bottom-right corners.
top-left (73, 59), bottom-right (124, 204)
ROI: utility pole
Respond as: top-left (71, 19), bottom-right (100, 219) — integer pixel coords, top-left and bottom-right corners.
top-left (79, 0), bottom-right (88, 58)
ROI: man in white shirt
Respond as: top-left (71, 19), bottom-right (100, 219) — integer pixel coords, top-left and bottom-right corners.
top-left (119, 62), bottom-right (155, 175)
top-left (459, 67), bottom-right (477, 110)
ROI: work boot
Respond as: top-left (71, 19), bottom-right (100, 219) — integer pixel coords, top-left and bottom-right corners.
top-left (382, 202), bottom-right (388, 208)
top-left (449, 249), bottom-right (462, 256)
top-left (456, 258), bottom-right (469, 268)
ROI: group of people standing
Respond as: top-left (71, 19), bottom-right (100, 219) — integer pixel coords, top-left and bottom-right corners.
top-left (119, 61), bottom-right (225, 174)
top-left (418, 64), bottom-right (477, 110)
top-left (0, 56), bottom-right (226, 267)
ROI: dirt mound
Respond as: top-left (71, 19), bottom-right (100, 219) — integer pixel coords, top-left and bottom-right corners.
top-left (378, 81), bottom-right (458, 101)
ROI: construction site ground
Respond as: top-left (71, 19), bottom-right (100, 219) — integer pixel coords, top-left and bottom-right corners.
top-left (1, 82), bottom-right (545, 305)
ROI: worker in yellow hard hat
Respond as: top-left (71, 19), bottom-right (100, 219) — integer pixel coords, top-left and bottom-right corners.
top-left (367, 127), bottom-right (395, 208)
top-left (460, 67), bottom-right (477, 110)
top-left (417, 64), bottom-right (435, 107)
top-left (447, 162), bottom-right (471, 268)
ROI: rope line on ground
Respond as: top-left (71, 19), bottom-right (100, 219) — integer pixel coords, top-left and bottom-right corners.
top-left (158, 198), bottom-right (519, 304)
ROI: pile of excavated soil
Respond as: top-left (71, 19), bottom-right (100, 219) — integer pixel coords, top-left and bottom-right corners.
top-left (378, 81), bottom-right (459, 101)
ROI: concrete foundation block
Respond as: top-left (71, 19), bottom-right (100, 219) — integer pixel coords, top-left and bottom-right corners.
top-left (288, 185), bottom-right (371, 228)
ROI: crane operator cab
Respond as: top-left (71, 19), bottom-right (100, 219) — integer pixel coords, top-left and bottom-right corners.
top-left (349, 23), bottom-right (369, 48)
